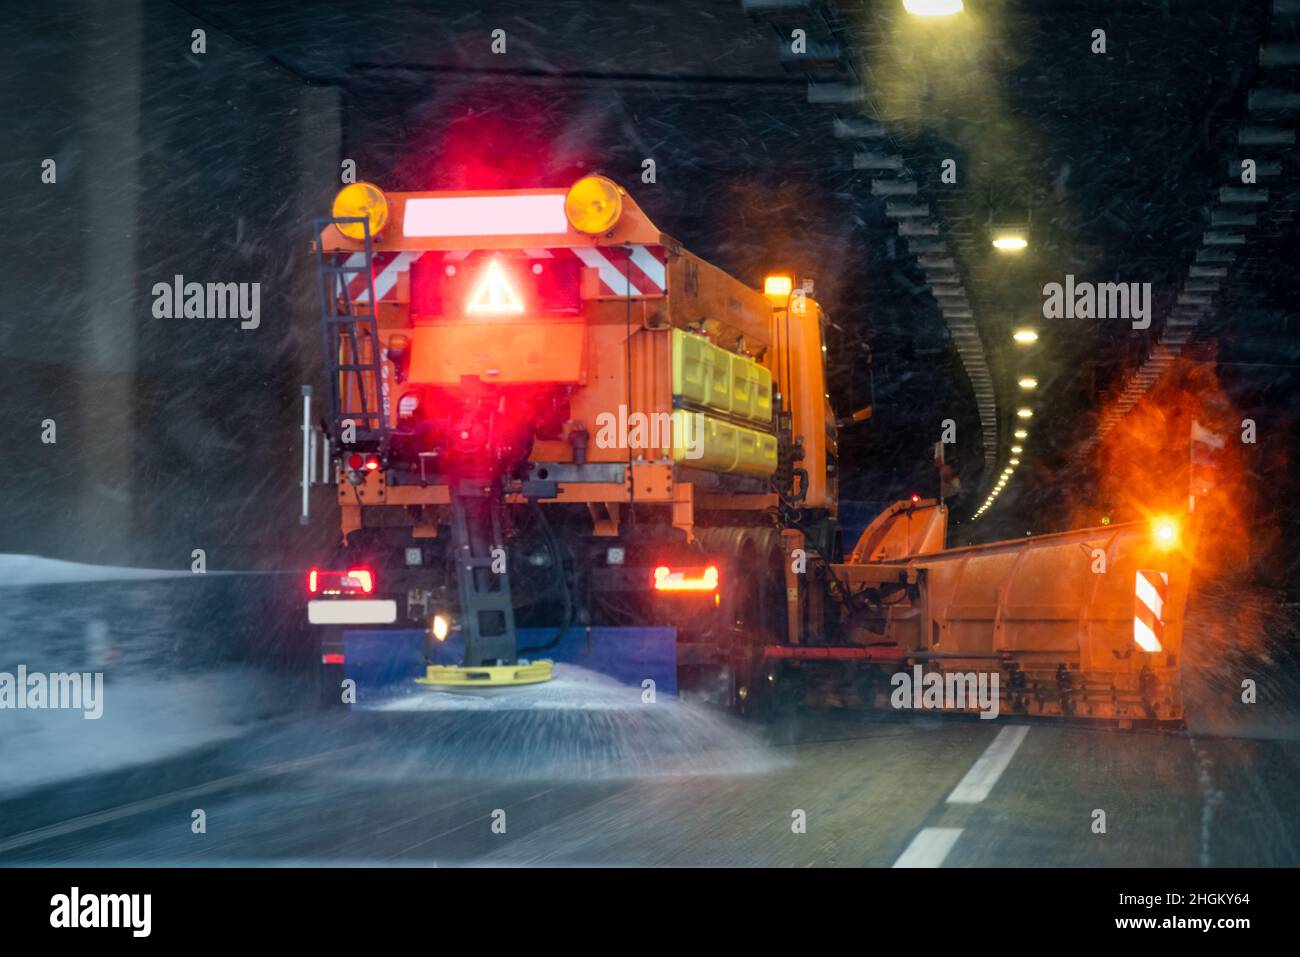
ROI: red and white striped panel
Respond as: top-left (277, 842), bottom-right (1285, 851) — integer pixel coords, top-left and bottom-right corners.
top-left (343, 251), bottom-right (418, 304)
top-left (561, 245), bottom-right (667, 297)
top-left (342, 245), bottom-right (667, 302)
top-left (1133, 568), bottom-right (1167, 653)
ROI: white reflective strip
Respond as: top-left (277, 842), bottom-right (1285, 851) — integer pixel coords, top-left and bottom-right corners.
top-left (572, 246), bottom-right (629, 294)
top-left (1134, 616), bottom-right (1163, 652)
top-left (402, 195), bottom-right (568, 237)
top-left (892, 828), bottom-right (963, 868)
top-left (370, 252), bottom-right (414, 300)
top-left (946, 725), bottom-right (1029, 804)
top-left (308, 599), bottom-right (397, 625)
top-left (1135, 572), bottom-right (1165, 620)
top-left (342, 253), bottom-right (368, 302)
top-left (629, 245), bottom-right (667, 290)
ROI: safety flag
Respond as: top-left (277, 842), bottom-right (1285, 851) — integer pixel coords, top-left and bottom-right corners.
top-left (1189, 419), bottom-right (1225, 512)
top-left (933, 441), bottom-right (961, 501)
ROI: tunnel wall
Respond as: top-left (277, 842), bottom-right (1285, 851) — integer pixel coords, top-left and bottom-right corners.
top-left (3, 2), bottom-right (343, 571)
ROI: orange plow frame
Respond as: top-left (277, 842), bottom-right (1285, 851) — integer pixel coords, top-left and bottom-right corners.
top-left (768, 503), bottom-right (1192, 723)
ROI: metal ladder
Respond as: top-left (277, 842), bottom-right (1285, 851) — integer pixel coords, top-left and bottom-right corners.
top-left (448, 481), bottom-right (519, 666)
top-left (313, 217), bottom-right (390, 452)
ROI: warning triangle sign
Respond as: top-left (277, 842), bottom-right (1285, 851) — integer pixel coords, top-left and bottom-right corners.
top-left (466, 257), bottom-right (524, 315)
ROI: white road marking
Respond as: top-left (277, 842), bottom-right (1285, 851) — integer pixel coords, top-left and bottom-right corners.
top-left (946, 725), bottom-right (1030, 804)
top-left (892, 827), bottom-right (963, 868)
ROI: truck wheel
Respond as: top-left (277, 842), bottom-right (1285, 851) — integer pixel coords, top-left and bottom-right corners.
top-left (730, 534), bottom-right (783, 720)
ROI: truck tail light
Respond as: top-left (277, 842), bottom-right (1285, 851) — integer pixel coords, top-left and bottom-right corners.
top-left (652, 564), bottom-right (720, 593)
top-left (344, 454), bottom-right (381, 473)
top-left (308, 566), bottom-right (377, 596)
top-left (398, 393), bottom-right (420, 419)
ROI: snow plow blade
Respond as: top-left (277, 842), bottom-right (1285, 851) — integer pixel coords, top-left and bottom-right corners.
top-left (416, 660), bottom-right (555, 689)
top-left (777, 503), bottom-right (1192, 723)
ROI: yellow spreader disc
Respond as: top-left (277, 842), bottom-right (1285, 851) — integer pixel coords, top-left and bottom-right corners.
top-left (415, 660), bottom-right (554, 689)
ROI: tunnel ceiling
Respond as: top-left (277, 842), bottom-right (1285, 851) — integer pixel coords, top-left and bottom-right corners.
top-left (180, 0), bottom-right (1300, 528)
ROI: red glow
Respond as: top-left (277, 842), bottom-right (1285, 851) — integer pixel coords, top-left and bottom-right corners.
top-left (363, 455), bottom-right (381, 472)
top-left (307, 567), bottom-right (319, 594)
top-left (910, 493), bottom-right (921, 504)
top-left (346, 453), bottom-right (364, 471)
top-left (652, 564), bottom-right (720, 592)
top-left (395, 94), bottom-right (588, 192)
top-left (322, 653), bottom-right (345, 665)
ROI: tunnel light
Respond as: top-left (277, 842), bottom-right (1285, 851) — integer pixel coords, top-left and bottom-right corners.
top-left (1014, 429), bottom-right (1028, 439)
top-left (1018, 377), bottom-right (1038, 390)
top-left (1009, 458), bottom-right (1020, 465)
top-left (992, 234), bottom-right (1028, 252)
top-left (1011, 445), bottom-right (1022, 454)
top-left (1017, 408), bottom-right (1034, 418)
top-left (903, 0), bottom-right (964, 16)
top-left (1013, 329), bottom-right (1039, 344)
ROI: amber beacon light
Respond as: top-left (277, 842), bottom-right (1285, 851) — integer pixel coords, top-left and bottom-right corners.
top-left (564, 175), bottom-right (624, 235)
top-left (332, 182), bottom-right (390, 240)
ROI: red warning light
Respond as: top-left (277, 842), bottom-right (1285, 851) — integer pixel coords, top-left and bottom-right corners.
top-left (911, 494), bottom-right (921, 505)
top-left (307, 567), bottom-right (375, 596)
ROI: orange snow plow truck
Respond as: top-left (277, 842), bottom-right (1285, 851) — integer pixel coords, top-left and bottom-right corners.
top-left (302, 175), bottom-right (1192, 724)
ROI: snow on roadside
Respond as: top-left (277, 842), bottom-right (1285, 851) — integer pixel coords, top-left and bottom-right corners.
top-left (0, 554), bottom-right (191, 588)
top-left (0, 668), bottom-right (285, 798)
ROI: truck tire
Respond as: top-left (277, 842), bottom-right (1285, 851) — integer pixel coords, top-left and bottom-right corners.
top-left (726, 529), bottom-right (784, 719)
